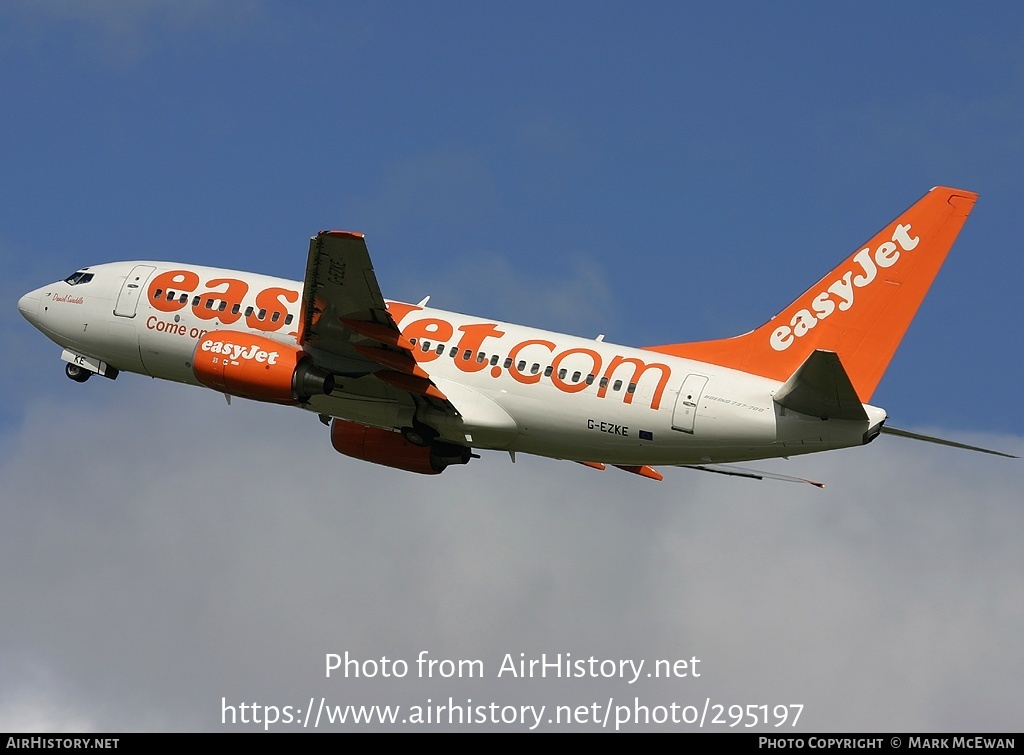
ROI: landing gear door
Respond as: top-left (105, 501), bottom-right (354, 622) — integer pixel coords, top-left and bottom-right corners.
top-left (114, 265), bottom-right (156, 318)
top-left (672, 374), bottom-right (708, 433)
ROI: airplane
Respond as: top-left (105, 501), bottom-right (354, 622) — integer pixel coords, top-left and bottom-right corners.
top-left (17, 186), bottom-right (1015, 485)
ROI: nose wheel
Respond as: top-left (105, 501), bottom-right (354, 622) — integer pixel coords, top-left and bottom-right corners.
top-left (65, 363), bottom-right (92, 383)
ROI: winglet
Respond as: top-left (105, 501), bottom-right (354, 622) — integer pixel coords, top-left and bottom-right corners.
top-left (646, 187), bottom-right (978, 402)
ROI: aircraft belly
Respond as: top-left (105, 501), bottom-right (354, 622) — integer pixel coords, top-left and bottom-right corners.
top-left (96, 320), bottom-right (146, 372)
top-left (486, 372), bottom-right (789, 465)
top-left (139, 328), bottom-right (200, 382)
top-left (495, 387), bottom-right (657, 459)
top-left (774, 405), bottom-right (872, 453)
top-left (421, 378), bottom-right (519, 450)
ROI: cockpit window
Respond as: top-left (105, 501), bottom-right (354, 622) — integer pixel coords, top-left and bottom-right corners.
top-left (63, 272), bottom-right (94, 285)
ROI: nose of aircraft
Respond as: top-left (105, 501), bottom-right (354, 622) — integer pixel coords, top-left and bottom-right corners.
top-left (18, 290), bottom-right (40, 323)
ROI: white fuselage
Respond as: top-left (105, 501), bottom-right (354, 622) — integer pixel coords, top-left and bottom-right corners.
top-left (18, 260), bottom-right (885, 466)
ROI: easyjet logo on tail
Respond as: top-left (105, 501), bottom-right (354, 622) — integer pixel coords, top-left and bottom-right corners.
top-left (769, 223), bottom-right (920, 352)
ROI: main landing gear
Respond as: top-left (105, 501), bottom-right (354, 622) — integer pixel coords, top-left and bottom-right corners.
top-left (401, 421), bottom-right (439, 447)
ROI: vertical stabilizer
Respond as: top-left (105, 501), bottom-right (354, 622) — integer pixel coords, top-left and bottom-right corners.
top-left (645, 187), bottom-right (977, 401)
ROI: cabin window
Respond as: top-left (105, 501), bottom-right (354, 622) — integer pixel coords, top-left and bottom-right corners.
top-left (613, 380), bottom-right (622, 391)
top-left (517, 361), bottom-right (527, 372)
top-left (285, 314), bottom-right (293, 325)
top-left (450, 347), bottom-right (458, 358)
top-left (490, 354), bottom-right (499, 366)
top-left (504, 357), bottom-right (513, 369)
top-left (436, 344), bottom-right (445, 355)
top-left (204, 299), bottom-right (214, 310)
top-left (599, 377), bottom-right (609, 389)
top-left (192, 296), bottom-right (201, 307)
top-left (530, 363), bottom-right (540, 374)
top-left (421, 340), bottom-right (431, 352)
top-left (544, 366), bottom-right (552, 377)
top-left (572, 371), bottom-right (581, 382)
top-left (271, 311), bottom-right (280, 322)
top-left (627, 382), bottom-right (637, 394)
top-left (231, 303), bottom-right (241, 315)
top-left (558, 368), bottom-right (567, 380)
top-left (462, 350), bottom-right (472, 361)
top-left (477, 352), bottom-right (486, 363)
top-left (179, 294), bottom-right (188, 304)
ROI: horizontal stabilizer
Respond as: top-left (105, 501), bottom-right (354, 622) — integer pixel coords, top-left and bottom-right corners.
top-left (774, 350), bottom-right (868, 421)
top-left (881, 426), bottom-right (1017, 458)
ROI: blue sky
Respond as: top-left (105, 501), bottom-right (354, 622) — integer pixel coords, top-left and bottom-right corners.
top-left (2, 2), bottom-right (1022, 731)
top-left (4, 3), bottom-right (1022, 431)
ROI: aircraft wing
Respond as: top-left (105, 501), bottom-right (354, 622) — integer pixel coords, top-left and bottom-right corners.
top-left (298, 230), bottom-right (454, 408)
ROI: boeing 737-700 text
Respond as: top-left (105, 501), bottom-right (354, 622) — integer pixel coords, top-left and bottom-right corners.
top-left (18, 187), bottom-right (1014, 484)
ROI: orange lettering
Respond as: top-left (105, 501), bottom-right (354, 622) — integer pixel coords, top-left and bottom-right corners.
top-left (599, 356), bottom-right (671, 409)
top-left (248, 287), bottom-right (299, 331)
top-left (148, 270), bottom-right (199, 313)
top-left (453, 323), bottom-right (506, 373)
top-left (402, 317), bottom-right (455, 363)
top-left (506, 339), bottom-right (555, 384)
top-left (192, 277), bottom-right (249, 323)
top-left (386, 301), bottom-right (423, 325)
top-left (550, 348), bottom-right (602, 394)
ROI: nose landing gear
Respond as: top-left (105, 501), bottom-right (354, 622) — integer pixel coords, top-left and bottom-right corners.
top-left (61, 351), bottom-right (118, 383)
top-left (65, 362), bottom-right (91, 383)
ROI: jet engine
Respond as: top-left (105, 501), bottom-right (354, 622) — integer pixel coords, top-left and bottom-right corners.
top-left (330, 418), bottom-right (472, 474)
top-left (193, 331), bottom-right (334, 403)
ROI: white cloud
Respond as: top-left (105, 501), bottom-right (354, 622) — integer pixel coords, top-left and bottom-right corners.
top-left (0, 661), bottom-right (99, 733)
top-left (1, 376), bottom-right (1021, 731)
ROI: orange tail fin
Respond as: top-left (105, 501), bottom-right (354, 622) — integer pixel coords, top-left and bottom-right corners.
top-left (645, 187), bottom-right (978, 402)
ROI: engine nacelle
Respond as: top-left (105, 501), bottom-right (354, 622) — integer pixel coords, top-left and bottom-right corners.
top-left (330, 419), bottom-right (471, 475)
top-left (193, 331), bottom-right (334, 403)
